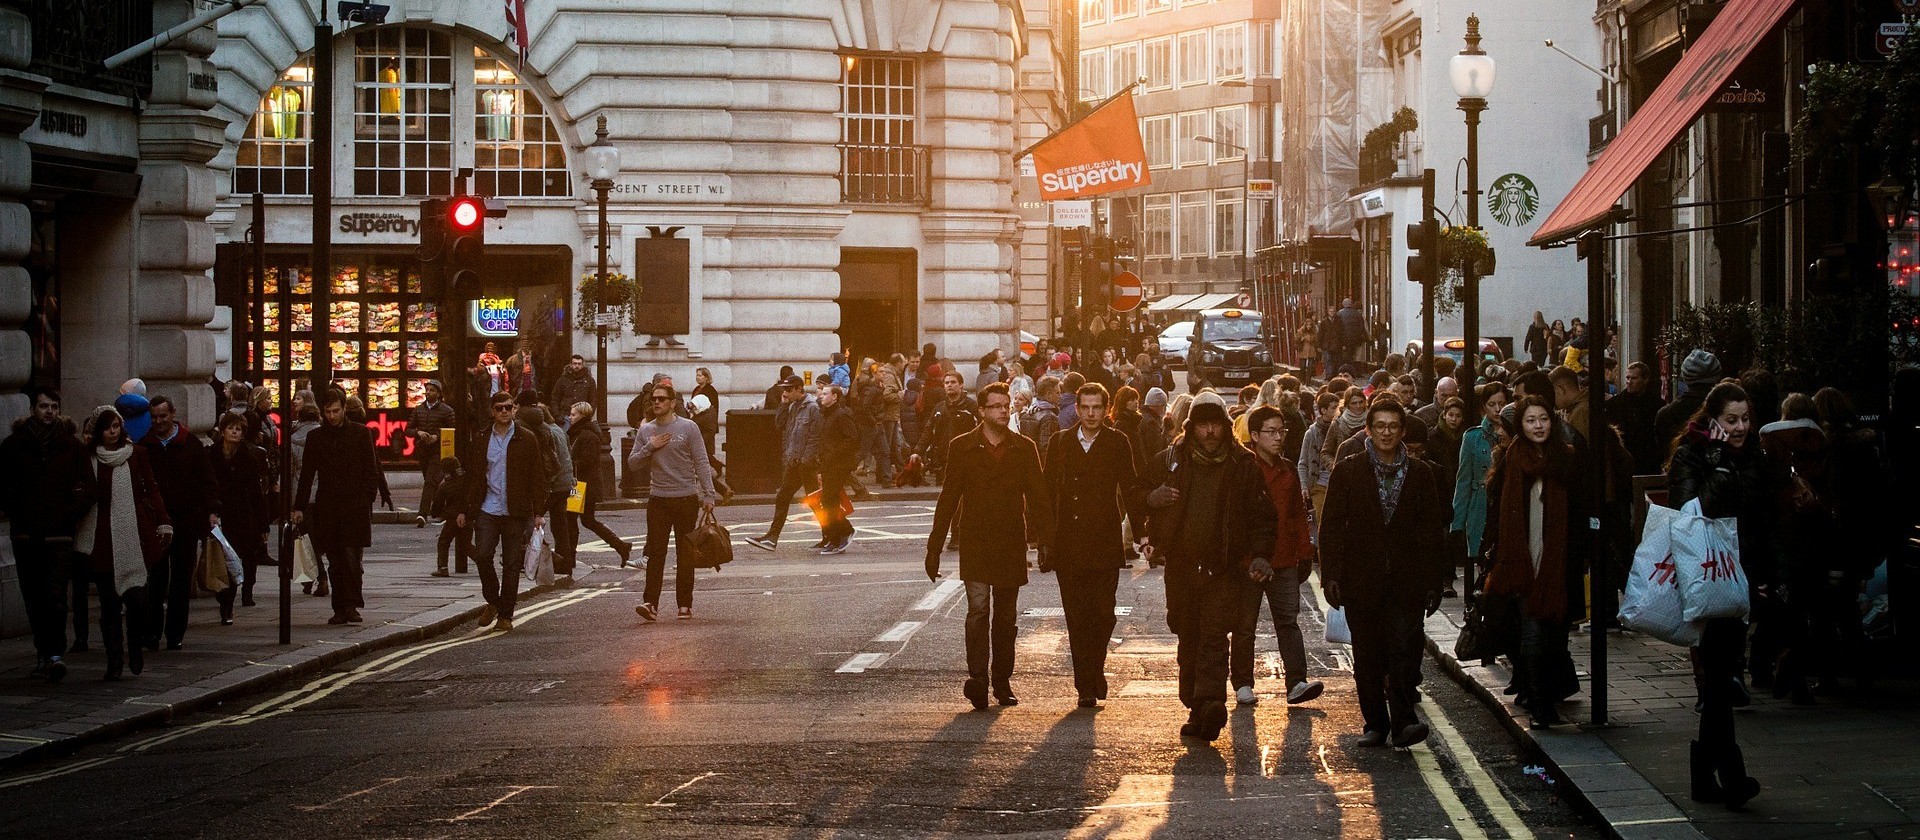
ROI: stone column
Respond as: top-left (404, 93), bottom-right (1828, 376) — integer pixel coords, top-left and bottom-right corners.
top-left (0, 0), bottom-right (47, 429)
top-left (136, 0), bottom-right (228, 430)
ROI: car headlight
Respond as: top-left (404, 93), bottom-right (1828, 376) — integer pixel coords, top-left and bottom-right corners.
top-left (1203, 349), bottom-right (1224, 365)
top-left (1253, 347), bottom-right (1271, 363)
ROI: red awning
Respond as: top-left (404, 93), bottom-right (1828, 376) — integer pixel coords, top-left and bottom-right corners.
top-left (1529, 0), bottom-right (1801, 246)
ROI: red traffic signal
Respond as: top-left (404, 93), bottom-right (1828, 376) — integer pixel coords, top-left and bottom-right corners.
top-left (448, 195), bottom-right (484, 232)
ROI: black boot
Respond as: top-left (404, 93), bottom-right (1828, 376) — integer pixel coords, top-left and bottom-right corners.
top-left (1715, 743), bottom-right (1761, 809)
top-left (1689, 741), bottom-right (1723, 803)
top-left (104, 651), bottom-right (123, 681)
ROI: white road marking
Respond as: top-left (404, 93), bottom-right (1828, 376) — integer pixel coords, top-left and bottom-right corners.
top-left (910, 579), bottom-right (964, 611)
top-left (648, 771), bottom-right (721, 807)
top-left (873, 621), bottom-right (924, 643)
top-left (835, 653), bottom-right (889, 673)
top-left (1420, 687), bottom-right (1538, 840)
top-left (448, 785), bottom-right (555, 822)
top-left (295, 776), bottom-right (414, 811)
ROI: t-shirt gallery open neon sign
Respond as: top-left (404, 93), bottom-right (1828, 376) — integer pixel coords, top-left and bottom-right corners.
top-left (471, 297), bottom-right (519, 337)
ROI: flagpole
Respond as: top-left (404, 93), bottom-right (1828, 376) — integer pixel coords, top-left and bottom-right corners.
top-left (1017, 82), bottom-right (1142, 161)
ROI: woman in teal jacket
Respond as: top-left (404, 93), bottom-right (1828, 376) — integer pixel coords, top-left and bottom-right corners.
top-left (1451, 382), bottom-right (1510, 591)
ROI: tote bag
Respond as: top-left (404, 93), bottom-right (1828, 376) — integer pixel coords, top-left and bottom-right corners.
top-left (1617, 504), bottom-right (1702, 645)
top-left (1671, 498), bottom-right (1749, 622)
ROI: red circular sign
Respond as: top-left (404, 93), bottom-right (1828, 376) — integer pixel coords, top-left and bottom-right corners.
top-left (1109, 270), bottom-right (1143, 312)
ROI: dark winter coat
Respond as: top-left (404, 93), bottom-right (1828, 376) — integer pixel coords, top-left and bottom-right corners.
top-left (462, 422), bottom-right (554, 519)
top-left (1823, 422), bottom-right (1896, 578)
top-left (210, 443), bottom-right (270, 538)
top-left (549, 370), bottom-right (597, 417)
top-left (1665, 427), bottom-right (1785, 585)
top-left (1319, 445), bottom-right (1449, 607)
top-left (929, 426), bottom-right (1054, 588)
top-left (0, 417), bottom-right (95, 541)
top-left (1042, 426), bottom-right (1145, 572)
top-left (818, 399), bottom-right (861, 474)
top-left (408, 399), bottom-right (458, 463)
top-left (921, 394), bottom-right (979, 461)
top-left (567, 420), bottom-right (616, 503)
top-left (1140, 440), bottom-right (1278, 576)
top-left (295, 420), bottom-right (381, 550)
top-left (1133, 410), bottom-right (1167, 480)
top-left (1605, 388), bottom-right (1665, 475)
top-left (139, 426), bottom-right (221, 539)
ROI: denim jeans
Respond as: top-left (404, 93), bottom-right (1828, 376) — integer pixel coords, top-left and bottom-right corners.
top-left (1233, 562), bottom-right (1310, 689)
top-left (472, 513), bottom-right (532, 620)
top-left (860, 421), bottom-right (897, 482)
top-left (964, 581), bottom-right (1020, 690)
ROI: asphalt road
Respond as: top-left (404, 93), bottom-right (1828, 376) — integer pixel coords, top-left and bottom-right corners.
top-left (0, 502), bottom-right (1603, 839)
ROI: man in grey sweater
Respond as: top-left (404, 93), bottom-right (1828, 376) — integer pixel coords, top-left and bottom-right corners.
top-left (627, 382), bottom-right (718, 621)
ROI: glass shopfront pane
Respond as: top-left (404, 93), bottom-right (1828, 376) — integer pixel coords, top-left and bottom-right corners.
top-left (368, 301), bottom-right (402, 333)
top-left (369, 339), bottom-right (402, 371)
top-left (330, 301), bottom-right (362, 333)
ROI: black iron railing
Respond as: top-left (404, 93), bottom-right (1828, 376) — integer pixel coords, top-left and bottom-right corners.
top-left (30, 0), bottom-right (153, 96)
top-left (838, 143), bottom-right (929, 204)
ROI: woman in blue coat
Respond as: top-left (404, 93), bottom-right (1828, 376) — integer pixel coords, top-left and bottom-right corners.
top-left (1451, 382), bottom-right (1510, 592)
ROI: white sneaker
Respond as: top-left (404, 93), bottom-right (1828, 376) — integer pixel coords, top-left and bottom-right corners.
top-left (1236, 685), bottom-right (1258, 706)
top-left (1287, 680), bottom-right (1326, 705)
top-left (745, 535), bottom-right (777, 552)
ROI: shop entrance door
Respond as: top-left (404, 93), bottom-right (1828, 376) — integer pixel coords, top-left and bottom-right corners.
top-left (836, 248), bottom-right (917, 364)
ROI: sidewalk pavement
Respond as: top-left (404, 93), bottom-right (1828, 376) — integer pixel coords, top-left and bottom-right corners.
top-left (1425, 596), bottom-right (1920, 840)
top-left (0, 534), bottom-right (594, 771)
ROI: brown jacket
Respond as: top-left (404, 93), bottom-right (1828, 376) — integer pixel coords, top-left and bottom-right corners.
top-left (929, 426), bottom-right (1054, 588)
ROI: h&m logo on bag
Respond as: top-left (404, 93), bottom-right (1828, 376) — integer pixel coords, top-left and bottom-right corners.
top-left (1701, 548), bottom-right (1738, 582)
top-left (1653, 554), bottom-right (1679, 586)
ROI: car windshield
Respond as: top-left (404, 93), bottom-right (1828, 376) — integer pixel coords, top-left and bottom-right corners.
top-left (1203, 316), bottom-right (1261, 342)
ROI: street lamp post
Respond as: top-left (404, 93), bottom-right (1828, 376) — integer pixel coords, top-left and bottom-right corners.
top-left (1451, 14), bottom-right (1495, 384)
top-left (1194, 134), bottom-right (1250, 290)
top-left (583, 115), bottom-right (622, 426)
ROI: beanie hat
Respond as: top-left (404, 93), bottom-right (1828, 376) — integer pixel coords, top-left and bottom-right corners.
top-left (1187, 399), bottom-right (1231, 432)
top-left (1680, 349), bottom-right (1722, 384)
top-left (1143, 387), bottom-right (1169, 407)
top-left (1051, 352), bottom-right (1072, 369)
top-left (1402, 413), bottom-right (1430, 445)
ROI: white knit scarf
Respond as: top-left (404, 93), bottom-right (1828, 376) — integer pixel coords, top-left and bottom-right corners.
top-left (73, 445), bottom-right (149, 597)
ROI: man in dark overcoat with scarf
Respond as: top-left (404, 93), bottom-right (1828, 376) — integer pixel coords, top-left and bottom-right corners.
top-left (293, 387), bottom-right (381, 625)
top-left (1041, 382), bottom-right (1145, 708)
top-left (927, 382), bottom-right (1053, 710)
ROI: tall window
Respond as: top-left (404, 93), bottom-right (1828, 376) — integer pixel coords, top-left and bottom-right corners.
top-left (472, 51), bottom-right (571, 197)
top-left (1176, 31), bottom-right (1209, 87)
top-left (1255, 22), bottom-right (1276, 78)
top-left (1080, 48), bottom-right (1107, 101)
top-left (1144, 115), bottom-right (1173, 169)
top-left (1144, 195), bottom-right (1173, 257)
top-left (839, 54), bottom-right (924, 203)
top-left (235, 59), bottom-right (313, 195)
top-left (1109, 42), bottom-right (1139, 94)
top-left (1176, 111), bottom-right (1208, 166)
top-left (1080, 0), bottom-right (1106, 25)
top-left (1144, 0), bottom-right (1170, 11)
top-left (1214, 188), bottom-right (1243, 256)
top-left (352, 27), bottom-right (454, 197)
top-left (1213, 23), bottom-right (1246, 80)
top-left (1143, 37), bottom-right (1172, 90)
top-left (1212, 105), bottom-right (1246, 160)
top-left (1178, 191), bottom-right (1210, 256)
top-left (1112, 0), bottom-right (1139, 16)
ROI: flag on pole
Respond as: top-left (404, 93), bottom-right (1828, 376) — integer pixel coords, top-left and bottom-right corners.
top-left (1024, 91), bottom-right (1150, 201)
top-left (505, 0), bottom-right (530, 69)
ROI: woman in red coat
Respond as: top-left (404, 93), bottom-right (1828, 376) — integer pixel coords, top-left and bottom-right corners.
top-left (73, 408), bottom-right (172, 680)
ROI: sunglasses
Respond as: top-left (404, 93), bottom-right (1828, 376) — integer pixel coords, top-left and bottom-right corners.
top-left (650, 396), bottom-right (674, 402)
top-left (493, 403), bottom-right (516, 412)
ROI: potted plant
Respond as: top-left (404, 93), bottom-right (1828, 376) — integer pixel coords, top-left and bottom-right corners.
top-left (575, 271), bottom-right (636, 333)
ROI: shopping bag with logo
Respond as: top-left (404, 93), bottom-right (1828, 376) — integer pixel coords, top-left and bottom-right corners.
top-left (566, 480), bottom-right (587, 514)
top-left (192, 539), bottom-right (230, 597)
top-left (686, 507), bottom-right (734, 570)
top-left (1323, 606), bottom-right (1352, 645)
top-left (1671, 498), bottom-right (1749, 622)
top-left (524, 523), bottom-right (556, 586)
top-left (293, 532), bottom-right (319, 585)
top-left (1617, 503), bottom-right (1702, 646)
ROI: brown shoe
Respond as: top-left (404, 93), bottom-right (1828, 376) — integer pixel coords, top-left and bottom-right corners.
top-left (477, 604), bottom-right (498, 628)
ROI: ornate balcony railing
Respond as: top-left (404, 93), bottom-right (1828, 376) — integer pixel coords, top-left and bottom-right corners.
top-left (838, 143), bottom-right (929, 205)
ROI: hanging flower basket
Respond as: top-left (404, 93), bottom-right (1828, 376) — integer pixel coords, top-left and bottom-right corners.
top-left (575, 271), bottom-right (635, 333)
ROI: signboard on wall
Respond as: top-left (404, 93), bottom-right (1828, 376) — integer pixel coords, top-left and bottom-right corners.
top-left (1053, 201), bottom-right (1093, 228)
top-left (471, 297), bottom-right (520, 336)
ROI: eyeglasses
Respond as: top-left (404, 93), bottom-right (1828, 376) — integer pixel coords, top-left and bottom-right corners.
top-left (1255, 427), bottom-right (1285, 436)
top-left (492, 404), bottom-right (516, 412)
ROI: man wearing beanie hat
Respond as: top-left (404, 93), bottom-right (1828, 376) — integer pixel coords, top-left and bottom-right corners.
top-left (1320, 395), bottom-right (1448, 749)
top-left (1654, 349), bottom-right (1721, 451)
top-left (1142, 390), bottom-right (1278, 740)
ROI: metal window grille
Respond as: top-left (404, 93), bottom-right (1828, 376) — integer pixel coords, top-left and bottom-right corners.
top-left (839, 55), bottom-right (926, 204)
top-left (473, 51), bottom-right (573, 198)
top-left (352, 27), bottom-right (454, 197)
top-left (234, 60), bottom-right (314, 196)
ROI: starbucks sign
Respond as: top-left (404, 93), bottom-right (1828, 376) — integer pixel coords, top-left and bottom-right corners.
top-left (1488, 173), bottom-right (1540, 227)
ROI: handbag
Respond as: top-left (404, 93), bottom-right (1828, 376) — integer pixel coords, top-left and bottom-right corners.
top-left (686, 508), bottom-right (734, 570)
top-left (1323, 606), bottom-right (1352, 645)
top-left (1453, 601), bottom-right (1499, 662)
top-left (293, 532), bottom-right (320, 585)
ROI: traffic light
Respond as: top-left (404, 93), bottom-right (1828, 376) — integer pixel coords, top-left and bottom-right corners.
top-left (445, 194), bottom-right (487, 300)
top-left (1406, 218), bottom-right (1442, 285)
top-left (1080, 238), bottom-right (1112, 309)
top-left (415, 197), bottom-right (448, 295)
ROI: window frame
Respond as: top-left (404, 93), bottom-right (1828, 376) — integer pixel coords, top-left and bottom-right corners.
top-left (1213, 22), bottom-right (1247, 82)
top-left (1176, 111), bottom-right (1209, 167)
top-left (1080, 0), bottom-right (1107, 26)
top-left (1214, 187), bottom-right (1244, 257)
top-left (1108, 41), bottom-right (1140, 96)
top-left (1211, 105), bottom-right (1247, 161)
top-left (1177, 190), bottom-right (1211, 257)
top-left (1143, 114), bottom-right (1173, 170)
top-left (1176, 30), bottom-right (1209, 88)
top-left (1143, 36), bottom-right (1173, 91)
top-left (1143, 194), bottom-right (1173, 258)
top-left (1079, 47), bottom-right (1108, 102)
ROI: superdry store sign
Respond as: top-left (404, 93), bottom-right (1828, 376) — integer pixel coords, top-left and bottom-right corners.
top-left (1027, 93), bottom-right (1151, 201)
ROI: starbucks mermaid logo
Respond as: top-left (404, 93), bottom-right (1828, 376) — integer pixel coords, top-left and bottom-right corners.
top-left (1488, 173), bottom-right (1539, 227)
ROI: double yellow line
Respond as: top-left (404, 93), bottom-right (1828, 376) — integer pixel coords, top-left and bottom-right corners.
top-left (0, 586), bottom-right (610, 790)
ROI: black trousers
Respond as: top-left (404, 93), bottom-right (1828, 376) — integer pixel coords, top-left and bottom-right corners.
top-left (1347, 597), bottom-right (1427, 734)
top-left (437, 519), bottom-right (471, 572)
top-left (13, 538), bottom-right (70, 660)
top-left (1058, 567), bottom-right (1119, 700)
top-left (418, 457), bottom-right (444, 518)
top-left (549, 490), bottom-right (577, 575)
top-left (147, 534), bottom-right (199, 647)
top-left (643, 495), bottom-right (700, 608)
top-left (1696, 617), bottom-right (1746, 751)
top-left (89, 573), bottom-right (144, 664)
top-left (1165, 562), bottom-right (1236, 710)
top-left (964, 581), bottom-right (1020, 689)
top-left (578, 496), bottom-right (628, 553)
top-left (765, 465), bottom-right (820, 541)
top-left (318, 543), bottom-right (366, 616)
top-left (820, 467), bottom-right (852, 543)
top-left (69, 549), bottom-right (91, 648)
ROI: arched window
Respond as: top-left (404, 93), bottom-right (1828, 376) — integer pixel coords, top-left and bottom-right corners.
top-left (233, 28), bottom-right (571, 199)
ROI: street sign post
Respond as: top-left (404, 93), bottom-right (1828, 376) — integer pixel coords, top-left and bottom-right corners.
top-left (1109, 270), bottom-right (1143, 312)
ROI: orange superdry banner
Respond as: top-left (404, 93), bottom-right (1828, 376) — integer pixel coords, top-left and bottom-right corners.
top-left (1029, 94), bottom-right (1150, 201)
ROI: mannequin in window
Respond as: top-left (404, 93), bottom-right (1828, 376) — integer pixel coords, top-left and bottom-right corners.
top-left (379, 59), bottom-right (402, 116)
top-left (480, 88), bottom-right (515, 142)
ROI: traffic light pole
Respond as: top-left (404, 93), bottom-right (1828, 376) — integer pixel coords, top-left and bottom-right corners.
top-left (1418, 169), bottom-right (1437, 397)
top-left (310, 17), bottom-right (333, 384)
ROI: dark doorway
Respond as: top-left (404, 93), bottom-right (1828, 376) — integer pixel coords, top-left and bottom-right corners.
top-left (836, 248), bottom-right (918, 363)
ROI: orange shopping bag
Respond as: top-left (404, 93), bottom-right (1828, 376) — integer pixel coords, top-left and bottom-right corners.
top-left (801, 488), bottom-right (854, 529)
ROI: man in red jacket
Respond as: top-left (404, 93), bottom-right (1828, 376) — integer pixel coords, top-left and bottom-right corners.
top-left (1237, 405), bottom-right (1325, 707)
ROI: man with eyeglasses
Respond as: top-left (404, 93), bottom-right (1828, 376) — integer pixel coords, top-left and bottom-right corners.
top-left (627, 382), bottom-right (717, 621)
top-left (1236, 405), bottom-right (1324, 708)
top-left (456, 392), bottom-right (553, 632)
top-left (1319, 395), bottom-right (1448, 749)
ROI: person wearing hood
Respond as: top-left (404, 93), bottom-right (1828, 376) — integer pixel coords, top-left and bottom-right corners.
top-left (1666, 382), bottom-right (1775, 809)
top-left (1134, 387), bottom-right (1169, 487)
top-left (1141, 391), bottom-right (1279, 740)
top-left (0, 388), bottom-right (97, 682)
top-left (1320, 395), bottom-right (1448, 749)
top-left (1654, 349), bottom-right (1721, 450)
top-left (825, 352), bottom-right (852, 389)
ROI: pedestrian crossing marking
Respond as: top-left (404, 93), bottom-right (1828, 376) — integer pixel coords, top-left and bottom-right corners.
top-left (873, 621), bottom-right (923, 643)
top-left (835, 653), bottom-right (889, 673)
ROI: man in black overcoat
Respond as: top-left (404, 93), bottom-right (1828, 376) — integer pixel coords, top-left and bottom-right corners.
top-left (293, 387), bottom-right (381, 625)
top-left (1041, 382), bottom-right (1145, 708)
top-left (139, 395), bottom-right (220, 649)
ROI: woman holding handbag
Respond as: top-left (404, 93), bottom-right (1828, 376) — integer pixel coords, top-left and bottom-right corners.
top-left (1481, 397), bottom-right (1586, 729)
top-left (73, 408), bottom-right (172, 680)
top-left (1666, 382), bottom-right (1777, 809)
top-left (211, 412), bottom-right (269, 619)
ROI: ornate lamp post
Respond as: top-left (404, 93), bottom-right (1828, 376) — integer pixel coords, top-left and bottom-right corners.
top-left (583, 115), bottom-right (622, 424)
top-left (1451, 14), bottom-right (1495, 383)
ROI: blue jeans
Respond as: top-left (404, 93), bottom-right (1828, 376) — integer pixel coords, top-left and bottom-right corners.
top-left (861, 422), bottom-right (897, 482)
top-left (1234, 563), bottom-right (1309, 689)
top-left (471, 513), bottom-right (532, 621)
